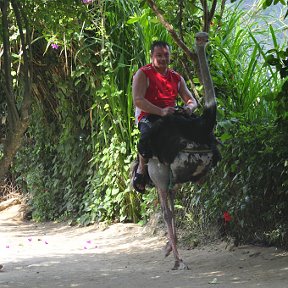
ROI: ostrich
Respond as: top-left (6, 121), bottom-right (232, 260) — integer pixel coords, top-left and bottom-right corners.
top-left (139, 32), bottom-right (219, 270)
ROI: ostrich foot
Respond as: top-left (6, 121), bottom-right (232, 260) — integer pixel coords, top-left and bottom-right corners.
top-left (172, 260), bottom-right (189, 270)
top-left (164, 241), bottom-right (172, 257)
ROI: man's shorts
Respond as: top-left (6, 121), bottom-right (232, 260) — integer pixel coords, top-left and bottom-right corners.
top-left (137, 115), bottom-right (161, 159)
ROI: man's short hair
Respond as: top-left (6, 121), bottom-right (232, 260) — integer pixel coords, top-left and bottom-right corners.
top-left (150, 41), bottom-right (170, 54)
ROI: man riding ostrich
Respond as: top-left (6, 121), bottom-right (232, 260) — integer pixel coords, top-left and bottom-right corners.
top-left (132, 32), bottom-right (219, 270)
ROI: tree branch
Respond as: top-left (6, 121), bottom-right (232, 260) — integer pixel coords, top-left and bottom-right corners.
top-left (145, 0), bottom-right (197, 64)
top-left (178, 0), bottom-right (184, 40)
top-left (11, 0), bottom-right (32, 121)
top-left (0, 0), bottom-right (19, 128)
top-left (0, 0), bottom-right (32, 181)
top-left (180, 58), bottom-right (201, 105)
top-left (201, 0), bottom-right (218, 33)
top-left (217, 0), bottom-right (226, 30)
top-left (200, 0), bottom-right (209, 32)
top-left (208, 0), bottom-right (218, 30)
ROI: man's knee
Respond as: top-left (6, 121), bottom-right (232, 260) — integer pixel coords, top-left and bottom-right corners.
top-left (137, 115), bottom-right (161, 160)
top-left (138, 137), bottom-right (153, 159)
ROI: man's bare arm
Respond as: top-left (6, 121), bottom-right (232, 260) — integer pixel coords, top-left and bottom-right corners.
top-left (132, 69), bottom-right (175, 117)
top-left (178, 76), bottom-right (198, 113)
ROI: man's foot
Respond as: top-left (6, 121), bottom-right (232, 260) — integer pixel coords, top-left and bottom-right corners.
top-left (132, 154), bottom-right (149, 193)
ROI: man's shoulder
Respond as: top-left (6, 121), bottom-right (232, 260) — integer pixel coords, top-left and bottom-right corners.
top-left (168, 68), bottom-right (181, 80)
top-left (140, 64), bottom-right (153, 71)
top-left (140, 64), bottom-right (154, 77)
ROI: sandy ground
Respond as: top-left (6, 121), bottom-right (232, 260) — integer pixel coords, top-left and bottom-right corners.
top-left (0, 204), bottom-right (288, 288)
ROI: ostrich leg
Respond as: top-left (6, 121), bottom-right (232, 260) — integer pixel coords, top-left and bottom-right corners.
top-left (144, 32), bottom-right (215, 270)
top-left (165, 189), bottom-right (188, 270)
top-left (148, 159), bottom-right (188, 270)
top-left (163, 189), bottom-right (176, 258)
top-left (163, 189), bottom-right (178, 256)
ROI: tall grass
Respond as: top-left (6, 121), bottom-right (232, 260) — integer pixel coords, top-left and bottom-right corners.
top-left (210, 0), bottom-right (285, 123)
top-left (75, 0), bottom-right (172, 224)
top-left (11, 0), bottom-right (287, 226)
top-left (177, 0), bottom-right (288, 245)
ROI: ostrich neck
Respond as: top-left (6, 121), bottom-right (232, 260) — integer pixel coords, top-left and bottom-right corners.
top-left (197, 45), bottom-right (216, 108)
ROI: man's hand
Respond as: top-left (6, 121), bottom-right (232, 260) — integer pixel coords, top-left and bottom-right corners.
top-left (161, 106), bottom-right (175, 116)
top-left (183, 104), bottom-right (195, 116)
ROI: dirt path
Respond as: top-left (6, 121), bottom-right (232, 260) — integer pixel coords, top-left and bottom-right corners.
top-left (0, 205), bottom-right (288, 288)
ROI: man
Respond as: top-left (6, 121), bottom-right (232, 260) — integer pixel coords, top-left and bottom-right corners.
top-left (132, 40), bottom-right (198, 193)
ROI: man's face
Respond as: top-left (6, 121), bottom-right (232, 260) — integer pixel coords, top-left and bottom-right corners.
top-left (151, 45), bottom-right (170, 71)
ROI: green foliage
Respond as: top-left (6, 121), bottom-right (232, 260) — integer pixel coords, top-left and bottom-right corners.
top-left (263, 26), bottom-right (288, 123)
top-left (262, 0), bottom-right (288, 18)
top-left (12, 0), bottom-right (151, 224)
top-left (192, 121), bottom-right (288, 247)
top-left (172, 1), bottom-right (288, 248)
top-left (210, 4), bottom-right (280, 122)
top-left (79, 135), bottom-right (141, 225)
top-left (3, 0), bottom-right (288, 249)
top-left (14, 84), bottom-right (91, 221)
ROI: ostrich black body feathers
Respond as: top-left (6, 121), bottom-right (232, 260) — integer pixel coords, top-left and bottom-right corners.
top-left (148, 108), bottom-right (220, 166)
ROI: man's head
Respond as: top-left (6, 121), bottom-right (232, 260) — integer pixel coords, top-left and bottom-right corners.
top-left (150, 41), bottom-right (170, 73)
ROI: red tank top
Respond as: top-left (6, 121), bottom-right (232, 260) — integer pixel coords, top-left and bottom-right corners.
top-left (137, 64), bottom-right (181, 122)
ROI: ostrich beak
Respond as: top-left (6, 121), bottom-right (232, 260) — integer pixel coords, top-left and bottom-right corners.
top-left (195, 35), bottom-right (209, 44)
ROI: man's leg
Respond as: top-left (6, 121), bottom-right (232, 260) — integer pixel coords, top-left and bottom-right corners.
top-left (132, 153), bottom-right (148, 192)
top-left (136, 153), bottom-right (148, 175)
top-left (132, 116), bottom-right (155, 193)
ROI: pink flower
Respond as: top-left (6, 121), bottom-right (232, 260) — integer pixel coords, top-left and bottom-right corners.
top-left (82, 0), bottom-right (94, 4)
top-left (51, 43), bottom-right (59, 50)
top-left (223, 211), bottom-right (232, 223)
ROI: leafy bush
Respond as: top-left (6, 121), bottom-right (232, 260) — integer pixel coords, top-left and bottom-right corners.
top-left (5, 0), bottom-right (288, 251)
top-left (181, 119), bottom-right (288, 248)
top-left (78, 134), bottom-right (142, 225)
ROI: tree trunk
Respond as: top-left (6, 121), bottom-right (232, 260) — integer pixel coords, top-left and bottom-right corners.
top-left (0, 121), bottom-right (29, 181)
top-left (0, 0), bottom-right (32, 183)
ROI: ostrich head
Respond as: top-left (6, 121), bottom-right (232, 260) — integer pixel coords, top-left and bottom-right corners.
top-left (195, 32), bottom-right (209, 47)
